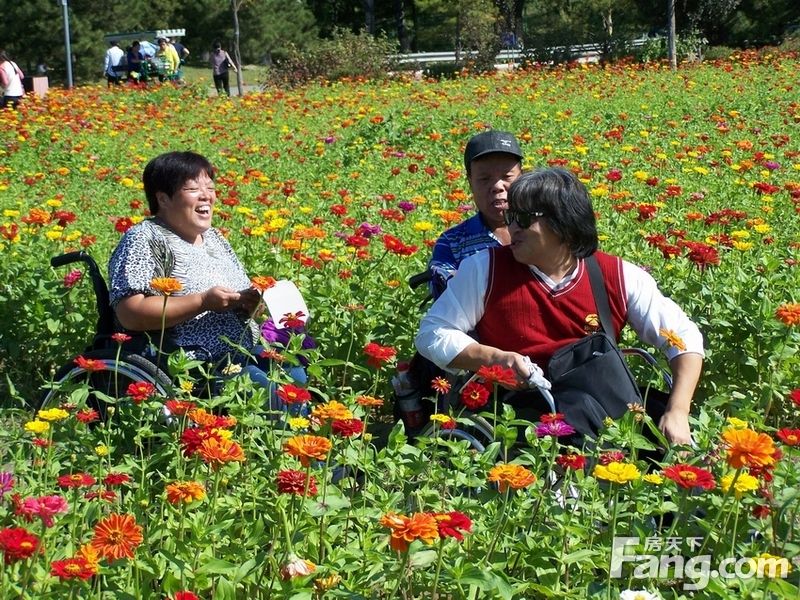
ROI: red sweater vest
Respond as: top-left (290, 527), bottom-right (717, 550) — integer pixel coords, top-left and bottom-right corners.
top-left (476, 247), bottom-right (628, 369)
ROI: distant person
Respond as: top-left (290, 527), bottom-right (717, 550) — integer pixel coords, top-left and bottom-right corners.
top-left (170, 38), bottom-right (190, 65)
top-left (155, 38), bottom-right (180, 81)
top-left (35, 60), bottom-right (48, 76)
top-left (127, 41), bottom-right (145, 82)
top-left (210, 41), bottom-right (237, 97)
top-left (104, 41), bottom-right (125, 86)
top-left (0, 50), bottom-right (25, 109)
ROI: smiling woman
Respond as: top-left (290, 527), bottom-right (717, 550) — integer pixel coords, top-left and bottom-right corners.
top-left (106, 151), bottom-right (305, 391)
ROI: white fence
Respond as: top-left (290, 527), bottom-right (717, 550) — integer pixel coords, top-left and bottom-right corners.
top-left (391, 38), bottom-right (652, 67)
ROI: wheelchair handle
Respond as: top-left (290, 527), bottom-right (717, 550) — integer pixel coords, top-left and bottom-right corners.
top-left (51, 251), bottom-right (94, 269)
top-left (51, 251), bottom-right (115, 336)
top-left (408, 270), bottom-right (431, 290)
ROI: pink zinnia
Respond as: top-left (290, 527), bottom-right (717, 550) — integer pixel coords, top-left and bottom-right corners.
top-left (18, 495), bottom-right (69, 527)
top-left (535, 420), bottom-right (576, 438)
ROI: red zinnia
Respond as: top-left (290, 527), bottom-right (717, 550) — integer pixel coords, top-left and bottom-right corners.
top-left (111, 332), bottom-right (132, 344)
top-left (57, 473), bottom-right (96, 489)
top-left (599, 450), bottom-right (626, 465)
top-left (74, 356), bottom-right (106, 372)
top-left (0, 527), bottom-right (41, 563)
top-left (434, 511), bottom-right (472, 541)
top-left (276, 469), bottom-right (317, 496)
top-left (126, 381), bottom-right (156, 404)
top-left (279, 311), bottom-right (306, 328)
top-left (476, 365), bottom-right (517, 388)
top-left (431, 377), bottom-right (451, 395)
top-left (332, 418), bottom-right (364, 437)
top-left (173, 593), bottom-right (200, 600)
top-left (789, 389), bottom-right (800, 408)
top-left (363, 342), bottom-right (397, 368)
top-left (540, 413), bottom-right (567, 424)
top-left (663, 464), bottom-right (716, 490)
top-left (103, 473), bottom-right (131, 486)
top-left (277, 384), bottom-right (312, 405)
top-left (776, 428), bottom-right (800, 446)
top-left (556, 453), bottom-right (587, 470)
top-left (76, 408), bottom-right (100, 423)
top-left (460, 381), bottom-right (490, 411)
top-left (165, 399), bottom-right (196, 416)
top-left (50, 556), bottom-right (96, 580)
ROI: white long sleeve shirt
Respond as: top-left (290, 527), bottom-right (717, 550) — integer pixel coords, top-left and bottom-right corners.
top-left (415, 250), bottom-right (704, 372)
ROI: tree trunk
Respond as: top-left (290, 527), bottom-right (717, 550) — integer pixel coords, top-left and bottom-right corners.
top-left (362, 0), bottom-right (376, 35)
top-left (668, 0), bottom-right (677, 71)
top-left (231, 0), bottom-right (244, 96)
top-left (395, 0), bottom-right (409, 52)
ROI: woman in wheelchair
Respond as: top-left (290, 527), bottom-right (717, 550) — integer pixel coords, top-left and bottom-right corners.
top-left (415, 167), bottom-right (704, 447)
top-left (108, 150), bottom-right (305, 398)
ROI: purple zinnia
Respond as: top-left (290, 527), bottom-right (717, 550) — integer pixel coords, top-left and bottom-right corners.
top-left (357, 222), bottom-right (382, 238)
top-left (763, 161), bottom-right (780, 171)
top-left (535, 420), bottom-right (576, 438)
top-left (0, 472), bottom-right (14, 500)
top-left (397, 201), bottom-right (416, 213)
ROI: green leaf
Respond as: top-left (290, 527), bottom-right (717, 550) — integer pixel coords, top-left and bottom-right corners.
top-left (196, 558), bottom-right (239, 576)
top-left (409, 549), bottom-right (438, 568)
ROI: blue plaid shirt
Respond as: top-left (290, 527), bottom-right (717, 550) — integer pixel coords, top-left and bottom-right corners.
top-left (428, 213), bottom-right (502, 298)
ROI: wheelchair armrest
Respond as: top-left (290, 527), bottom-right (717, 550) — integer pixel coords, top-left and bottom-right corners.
top-left (621, 347), bottom-right (673, 390)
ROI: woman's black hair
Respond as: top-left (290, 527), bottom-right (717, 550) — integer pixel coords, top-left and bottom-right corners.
top-left (143, 151), bottom-right (215, 215)
top-left (212, 40), bottom-right (222, 50)
top-left (508, 167), bottom-right (599, 257)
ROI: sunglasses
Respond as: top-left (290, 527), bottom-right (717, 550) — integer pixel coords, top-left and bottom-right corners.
top-left (503, 210), bottom-right (546, 228)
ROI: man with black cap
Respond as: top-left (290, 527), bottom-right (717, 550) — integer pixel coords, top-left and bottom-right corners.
top-left (428, 130), bottom-right (523, 298)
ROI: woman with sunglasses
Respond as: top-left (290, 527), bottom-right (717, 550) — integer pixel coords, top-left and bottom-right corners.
top-left (415, 167), bottom-right (704, 446)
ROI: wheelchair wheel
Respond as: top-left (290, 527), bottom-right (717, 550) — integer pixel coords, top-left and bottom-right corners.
top-left (416, 414), bottom-right (494, 453)
top-left (39, 349), bottom-right (173, 417)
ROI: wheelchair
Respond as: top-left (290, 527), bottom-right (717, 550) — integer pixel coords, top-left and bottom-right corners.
top-left (40, 251), bottom-right (176, 415)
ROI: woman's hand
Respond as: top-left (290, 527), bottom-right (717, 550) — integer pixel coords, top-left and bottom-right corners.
top-left (659, 407), bottom-right (692, 446)
top-left (200, 286), bottom-right (242, 312)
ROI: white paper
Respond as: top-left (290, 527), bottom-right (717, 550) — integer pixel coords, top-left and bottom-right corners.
top-left (260, 280), bottom-right (310, 329)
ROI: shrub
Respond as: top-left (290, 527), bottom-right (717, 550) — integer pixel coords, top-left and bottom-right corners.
top-left (263, 28), bottom-right (399, 88)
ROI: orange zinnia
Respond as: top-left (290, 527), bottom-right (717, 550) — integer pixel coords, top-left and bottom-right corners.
top-left (283, 435), bottom-right (332, 467)
top-left (380, 512), bottom-right (440, 552)
top-left (90, 513), bottom-right (143, 561)
top-left (776, 303), bottom-right (800, 326)
top-left (355, 395), bottom-right (384, 408)
top-left (659, 328), bottom-right (687, 352)
top-left (487, 463), bottom-right (537, 492)
top-left (251, 276), bottom-right (277, 292)
top-left (722, 428), bottom-right (776, 469)
top-left (311, 401), bottom-right (353, 423)
top-left (165, 481), bottom-right (206, 504)
top-left (198, 437), bottom-right (246, 468)
top-left (150, 277), bottom-right (183, 295)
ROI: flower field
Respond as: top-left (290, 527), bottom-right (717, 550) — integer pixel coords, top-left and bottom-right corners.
top-left (1, 51), bottom-right (799, 598)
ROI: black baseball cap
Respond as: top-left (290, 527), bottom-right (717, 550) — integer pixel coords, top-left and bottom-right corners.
top-left (464, 130), bottom-right (523, 171)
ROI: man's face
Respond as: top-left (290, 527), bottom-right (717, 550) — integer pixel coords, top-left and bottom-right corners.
top-left (467, 154), bottom-right (522, 229)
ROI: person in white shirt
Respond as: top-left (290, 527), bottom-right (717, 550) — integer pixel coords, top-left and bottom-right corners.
top-left (415, 167), bottom-right (704, 446)
top-left (104, 41), bottom-right (125, 86)
top-left (0, 50), bottom-right (25, 109)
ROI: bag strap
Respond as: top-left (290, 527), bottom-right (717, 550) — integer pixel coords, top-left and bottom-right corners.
top-left (585, 254), bottom-right (614, 338)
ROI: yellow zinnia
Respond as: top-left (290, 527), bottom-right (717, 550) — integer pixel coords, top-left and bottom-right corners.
top-left (37, 408), bottom-right (70, 421)
top-left (24, 420), bottom-right (50, 434)
top-left (593, 461), bottom-right (641, 484)
top-left (720, 472), bottom-right (759, 497)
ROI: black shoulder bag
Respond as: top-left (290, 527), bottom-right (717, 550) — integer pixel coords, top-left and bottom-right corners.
top-left (546, 255), bottom-right (643, 438)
